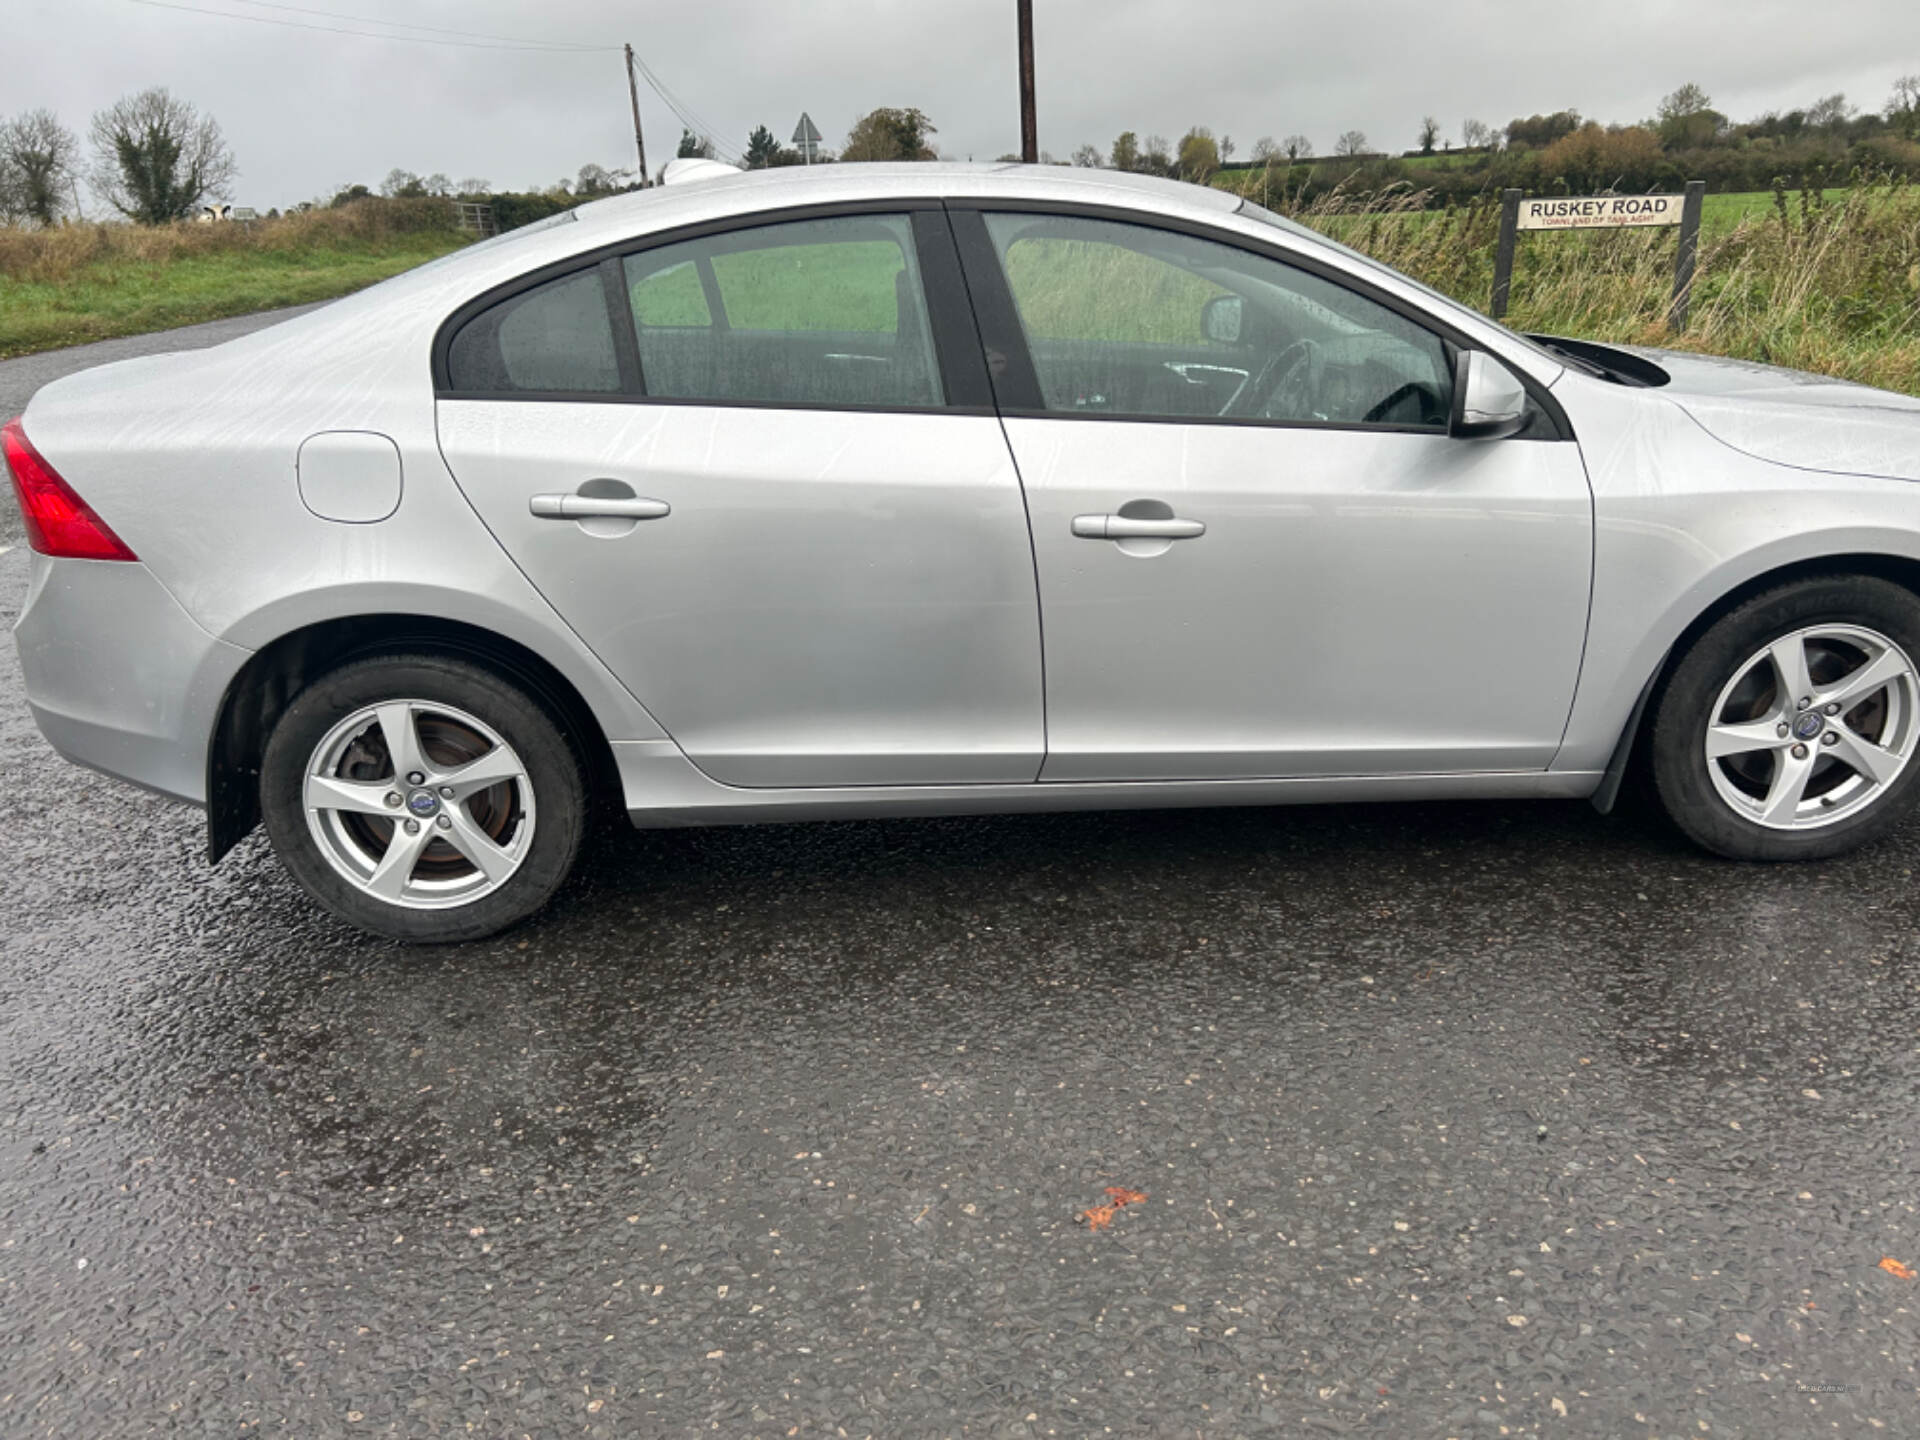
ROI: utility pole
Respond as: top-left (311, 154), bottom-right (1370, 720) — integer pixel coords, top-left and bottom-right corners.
top-left (1017, 0), bottom-right (1037, 163)
top-left (623, 44), bottom-right (651, 187)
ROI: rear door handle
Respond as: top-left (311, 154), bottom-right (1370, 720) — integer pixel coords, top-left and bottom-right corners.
top-left (530, 494), bottom-right (671, 521)
top-left (1071, 514), bottom-right (1206, 540)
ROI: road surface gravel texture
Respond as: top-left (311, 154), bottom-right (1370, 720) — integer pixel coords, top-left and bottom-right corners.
top-left (2, 313), bottom-right (1918, 1437)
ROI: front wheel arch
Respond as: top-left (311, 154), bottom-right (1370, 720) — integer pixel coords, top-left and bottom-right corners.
top-left (207, 615), bottom-right (622, 864)
top-left (1595, 554), bottom-right (1920, 811)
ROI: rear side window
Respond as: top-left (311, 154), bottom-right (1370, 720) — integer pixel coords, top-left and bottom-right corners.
top-left (622, 214), bottom-right (942, 408)
top-left (446, 269), bottom-right (621, 394)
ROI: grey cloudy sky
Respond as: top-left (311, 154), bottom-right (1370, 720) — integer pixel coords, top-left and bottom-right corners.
top-left (12, 0), bottom-right (1920, 209)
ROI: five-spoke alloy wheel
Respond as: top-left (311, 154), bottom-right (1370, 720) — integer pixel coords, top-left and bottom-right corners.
top-left (262, 654), bottom-right (585, 942)
top-left (303, 700), bottom-right (538, 910)
top-left (1653, 576), bottom-right (1920, 860)
top-left (1703, 625), bottom-right (1919, 830)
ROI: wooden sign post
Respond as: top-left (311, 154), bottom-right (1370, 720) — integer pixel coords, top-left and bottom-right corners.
top-left (1492, 180), bottom-right (1707, 332)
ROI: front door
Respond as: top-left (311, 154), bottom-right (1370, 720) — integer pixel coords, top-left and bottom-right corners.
top-left (437, 209), bottom-right (1043, 789)
top-left (955, 208), bottom-right (1593, 782)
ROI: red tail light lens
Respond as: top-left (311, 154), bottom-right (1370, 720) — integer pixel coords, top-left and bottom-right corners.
top-left (2, 417), bottom-right (137, 561)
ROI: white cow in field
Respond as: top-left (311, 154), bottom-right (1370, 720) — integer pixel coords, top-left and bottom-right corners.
top-left (195, 203), bottom-right (231, 223)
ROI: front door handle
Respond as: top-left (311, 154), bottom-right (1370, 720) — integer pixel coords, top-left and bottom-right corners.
top-left (1071, 513), bottom-right (1206, 540)
top-left (530, 494), bottom-right (671, 521)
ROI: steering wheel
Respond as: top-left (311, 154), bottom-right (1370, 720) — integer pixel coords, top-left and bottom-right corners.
top-left (1227, 338), bottom-right (1320, 420)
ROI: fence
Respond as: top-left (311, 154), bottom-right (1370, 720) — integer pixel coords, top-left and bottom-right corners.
top-left (454, 203), bottom-right (498, 238)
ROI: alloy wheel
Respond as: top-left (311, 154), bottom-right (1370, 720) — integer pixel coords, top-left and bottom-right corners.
top-left (1703, 624), bottom-right (1920, 830)
top-left (302, 700), bottom-right (537, 909)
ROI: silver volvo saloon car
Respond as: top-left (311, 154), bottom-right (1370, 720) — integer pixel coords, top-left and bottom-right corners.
top-left (12, 160), bottom-right (1920, 941)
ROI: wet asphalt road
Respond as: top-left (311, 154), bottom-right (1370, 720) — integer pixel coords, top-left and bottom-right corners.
top-left (4, 321), bottom-right (1920, 1438)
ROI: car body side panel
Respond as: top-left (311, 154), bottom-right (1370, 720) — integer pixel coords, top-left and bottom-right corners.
top-left (1552, 374), bottom-right (1920, 773)
top-left (12, 169), bottom-right (1307, 781)
top-left (436, 402), bottom-right (1045, 787)
top-left (1000, 417), bottom-right (1593, 780)
top-left (18, 324), bottom-right (671, 751)
top-left (17, 167), bottom-right (1564, 762)
top-left (13, 553), bottom-right (249, 804)
top-left (18, 164), bottom-right (1920, 829)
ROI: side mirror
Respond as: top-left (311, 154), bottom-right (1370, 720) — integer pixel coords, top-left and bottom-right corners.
top-left (1451, 350), bottom-right (1528, 439)
top-left (1202, 294), bottom-right (1243, 345)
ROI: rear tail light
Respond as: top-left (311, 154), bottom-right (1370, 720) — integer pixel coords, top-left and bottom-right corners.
top-left (2, 417), bottom-right (137, 561)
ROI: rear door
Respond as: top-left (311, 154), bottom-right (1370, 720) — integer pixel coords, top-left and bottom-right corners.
top-left (435, 206), bottom-right (1044, 788)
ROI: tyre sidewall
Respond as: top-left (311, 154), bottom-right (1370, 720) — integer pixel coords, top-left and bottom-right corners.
top-left (1651, 575), bottom-right (1920, 860)
top-left (261, 654), bottom-right (585, 942)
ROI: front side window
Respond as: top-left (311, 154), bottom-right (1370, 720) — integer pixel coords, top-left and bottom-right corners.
top-left (983, 213), bottom-right (1452, 429)
top-left (624, 214), bottom-right (942, 409)
top-left (445, 268), bottom-right (621, 395)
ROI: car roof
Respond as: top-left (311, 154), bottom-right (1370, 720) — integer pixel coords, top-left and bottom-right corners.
top-left (411, 163), bottom-right (1237, 296)
top-left (595, 160), bottom-right (1242, 221)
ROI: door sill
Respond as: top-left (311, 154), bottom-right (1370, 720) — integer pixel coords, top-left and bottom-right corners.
top-left (613, 741), bottom-right (1600, 828)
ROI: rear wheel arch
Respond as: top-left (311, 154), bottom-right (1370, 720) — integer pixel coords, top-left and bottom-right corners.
top-left (207, 615), bottom-right (622, 863)
top-left (1600, 553), bottom-right (1920, 810)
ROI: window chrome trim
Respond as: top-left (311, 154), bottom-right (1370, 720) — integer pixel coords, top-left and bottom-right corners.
top-left (431, 199), bottom-right (991, 415)
top-left (944, 197), bottom-right (1573, 441)
top-left (435, 393), bottom-right (997, 419)
top-left (428, 192), bottom-right (1571, 440)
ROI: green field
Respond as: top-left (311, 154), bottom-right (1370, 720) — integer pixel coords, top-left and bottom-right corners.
top-left (630, 240), bottom-right (910, 331)
top-left (0, 201), bottom-right (471, 358)
top-left (1700, 187), bottom-right (1851, 231)
top-left (0, 236), bottom-right (469, 357)
top-left (1248, 178), bottom-right (1920, 396)
top-left (1215, 172), bottom-right (1855, 238)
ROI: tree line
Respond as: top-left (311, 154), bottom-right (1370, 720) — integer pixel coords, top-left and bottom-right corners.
top-left (1062, 77), bottom-right (1920, 202)
top-left (13, 80), bottom-right (1918, 235)
top-left (0, 88), bottom-right (235, 226)
top-left (356, 77), bottom-right (1920, 237)
top-left (674, 80), bottom-right (1920, 201)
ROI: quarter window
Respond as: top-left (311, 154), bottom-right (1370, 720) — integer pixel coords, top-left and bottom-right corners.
top-left (982, 213), bottom-right (1453, 429)
top-left (445, 268), bottom-right (621, 395)
top-left (623, 214), bottom-right (942, 409)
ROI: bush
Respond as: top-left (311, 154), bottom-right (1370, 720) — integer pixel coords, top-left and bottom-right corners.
top-left (1537, 124), bottom-right (1665, 194)
top-left (485, 190), bottom-right (579, 233)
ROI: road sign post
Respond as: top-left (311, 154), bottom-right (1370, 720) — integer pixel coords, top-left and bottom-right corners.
top-left (1668, 180), bottom-right (1707, 334)
top-left (1491, 188), bottom-right (1521, 321)
top-left (792, 112), bottom-right (822, 165)
top-left (1490, 183), bottom-right (1707, 332)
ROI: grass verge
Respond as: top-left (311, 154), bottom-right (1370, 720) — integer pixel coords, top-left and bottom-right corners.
top-left (1222, 170), bottom-right (1920, 396)
top-left (0, 198), bottom-right (472, 358)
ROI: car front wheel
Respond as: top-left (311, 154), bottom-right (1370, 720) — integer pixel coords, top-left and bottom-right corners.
top-left (1651, 575), bottom-right (1920, 860)
top-left (260, 654), bottom-right (586, 942)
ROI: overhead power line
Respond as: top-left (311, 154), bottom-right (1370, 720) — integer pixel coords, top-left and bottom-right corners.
top-left (124, 0), bottom-right (620, 52)
top-left (627, 50), bottom-right (743, 164)
top-left (217, 0), bottom-right (611, 50)
top-left (122, 0), bottom-right (748, 174)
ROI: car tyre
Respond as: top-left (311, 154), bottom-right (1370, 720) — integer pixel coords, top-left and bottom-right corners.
top-left (1650, 575), bottom-right (1920, 860)
top-left (261, 653), bottom-right (586, 942)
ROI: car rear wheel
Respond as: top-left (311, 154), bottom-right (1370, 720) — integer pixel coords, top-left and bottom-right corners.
top-left (1650, 575), bottom-right (1920, 860)
top-left (261, 654), bottom-right (585, 942)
